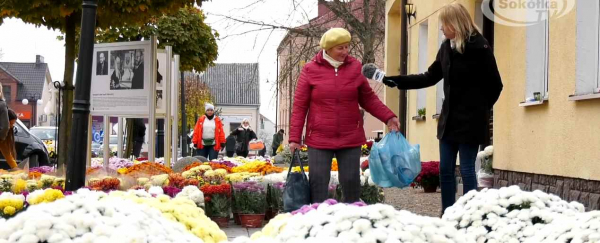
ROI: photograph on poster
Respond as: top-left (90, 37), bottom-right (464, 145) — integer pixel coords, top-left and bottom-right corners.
top-left (156, 60), bottom-right (163, 88)
top-left (96, 51), bottom-right (108, 75)
top-left (156, 90), bottom-right (163, 110)
top-left (109, 49), bottom-right (144, 90)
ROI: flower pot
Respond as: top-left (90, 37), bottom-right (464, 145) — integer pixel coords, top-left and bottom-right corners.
top-left (423, 184), bottom-right (438, 193)
top-left (265, 208), bottom-right (278, 222)
top-left (210, 216), bottom-right (229, 228)
top-left (233, 213), bottom-right (241, 225)
top-left (239, 214), bottom-right (265, 228)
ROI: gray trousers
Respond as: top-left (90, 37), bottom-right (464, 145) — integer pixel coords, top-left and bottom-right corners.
top-left (308, 146), bottom-right (361, 203)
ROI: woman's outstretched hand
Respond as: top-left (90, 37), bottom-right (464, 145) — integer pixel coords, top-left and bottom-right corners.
top-left (387, 117), bottom-right (401, 132)
top-left (382, 77), bottom-right (397, 88)
top-left (289, 142), bottom-right (301, 153)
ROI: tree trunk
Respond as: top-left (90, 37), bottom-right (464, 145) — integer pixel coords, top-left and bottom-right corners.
top-left (57, 15), bottom-right (76, 172)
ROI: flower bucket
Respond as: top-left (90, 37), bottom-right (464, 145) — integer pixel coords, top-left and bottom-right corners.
top-left (423, 184), bottom-right (437, 193)
top-left (233, 212), bottom-right (241, 225)
top-left (240, 214), bottom-right (265, 228)
top-left (264, 208), bottom-right (278, 222)
top-left (210, 216), bottom-right (229, 228)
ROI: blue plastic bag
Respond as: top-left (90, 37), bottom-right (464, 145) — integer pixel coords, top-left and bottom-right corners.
top-left (369, 132), bottom-right (421, 188)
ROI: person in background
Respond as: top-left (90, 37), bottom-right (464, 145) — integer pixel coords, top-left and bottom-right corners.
top-left (271, 129), bottom-right (284, 156)
top-left (132, 118), bottom-right (146, 158)
top-left (289, 28), bottom-right (400, 204)
top-left (259, 146), bottom-right (267, 157)
top-left (192, 103), bottom-right (226, 160)
top-left (383, 3), bottom-right (503, 214)
top-left (0, 85), bottom-right (16, 169)
top-left (225, 134), bottom-right (236, 157)
top-left (231, 118), bottom-right (257, 158)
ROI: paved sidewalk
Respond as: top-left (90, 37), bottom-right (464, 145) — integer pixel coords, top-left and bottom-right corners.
top-left (223, 222), bottom-right (262, 241)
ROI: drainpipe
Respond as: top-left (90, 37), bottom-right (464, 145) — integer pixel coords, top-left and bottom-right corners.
top-left (399, 0), bottom-right (408, 136)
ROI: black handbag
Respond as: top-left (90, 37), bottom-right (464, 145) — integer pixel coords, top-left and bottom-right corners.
top-left (283, 151), bottom-right (311, 212)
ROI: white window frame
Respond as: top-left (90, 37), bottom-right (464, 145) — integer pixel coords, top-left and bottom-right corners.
top-left (571, 0), bottom-right (600, 101)
top-left (521, 0), bottom-right (549, 107)
top-left (415, 20), bottom-right (428, 119)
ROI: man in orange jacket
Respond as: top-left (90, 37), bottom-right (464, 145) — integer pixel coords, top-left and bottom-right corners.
top-left (191, 103), bottom-right (225, 160)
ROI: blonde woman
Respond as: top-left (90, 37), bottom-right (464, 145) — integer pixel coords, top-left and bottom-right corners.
top-left (0, 84), bottom-right (16, 169)
top-left (383, 3), bottom-right (503, 213)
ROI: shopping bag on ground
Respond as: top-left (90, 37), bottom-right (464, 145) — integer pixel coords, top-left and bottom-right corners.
top-left (283, 151), bottom-right (311, 212)
top-left (369, 131), bottom-right (421, 188)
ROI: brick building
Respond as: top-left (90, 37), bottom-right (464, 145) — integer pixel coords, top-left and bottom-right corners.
top-left (0, 55), bottom-right (57, 128)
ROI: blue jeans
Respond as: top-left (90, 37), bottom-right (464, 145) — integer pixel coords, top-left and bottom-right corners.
top-left (439, 139), bottom-right (479, 213)
top-left (196, 145), bottom-right (218, 160)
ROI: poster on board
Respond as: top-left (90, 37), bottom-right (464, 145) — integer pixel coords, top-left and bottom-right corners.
top-left (91, 41), bottom-right (153, 115)
top-left (156, 50), bottom-right (168, 115)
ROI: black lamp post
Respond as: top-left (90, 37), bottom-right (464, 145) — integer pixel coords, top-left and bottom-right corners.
top-left (65, 0), bottom-right (97, 190)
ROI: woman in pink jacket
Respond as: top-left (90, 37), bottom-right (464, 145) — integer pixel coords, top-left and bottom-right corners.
top-left (289, 28), bottom-right (400, 203)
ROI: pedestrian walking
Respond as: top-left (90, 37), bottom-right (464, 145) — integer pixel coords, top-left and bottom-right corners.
top-left (272, 129), bottom-right (284, 156)
top-left (230, 118), bottom-right (257, 158)
top-left (225, 134), bottom-right (236, 157)
top-left (192, 103), bottom-right (226, 160)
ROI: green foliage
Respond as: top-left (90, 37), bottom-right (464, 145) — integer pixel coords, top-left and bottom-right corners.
top-left (360, 183), bottom-right (385, 205)
top-left (178, 74), bottom-right (214, 133)
top-left (206, 194), bottom-right (230, 218)
top-left (233, 183), bottom-right (267, 214)
top-left (0, 0), bottom-right (207, 30)
top-left (95, 6), bottom-right (219, 72)
top-left (418, 108), bottom-right (426, 117)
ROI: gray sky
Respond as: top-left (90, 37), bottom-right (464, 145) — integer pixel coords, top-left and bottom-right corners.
top-left (0, 0), bottom-right (318, 123)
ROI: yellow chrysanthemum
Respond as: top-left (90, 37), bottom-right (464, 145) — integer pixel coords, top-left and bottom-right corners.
top-left (117, 168), bottom-right (128, 174)
top-left (214, 169), bottom-right (227, 176)
top-left (3, 206), bottom-right (15, 216)
top-left (12, 179), bottom-right (27, 194)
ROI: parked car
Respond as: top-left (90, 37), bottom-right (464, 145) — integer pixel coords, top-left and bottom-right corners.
top-left (30, 126), bottom-right (58, 142)
top-left (97, 135), bottom-right (127, 156)
top-left (91, 141), bottom-right (101, 157)
top-left (0, 120), bottom-right (50, 169)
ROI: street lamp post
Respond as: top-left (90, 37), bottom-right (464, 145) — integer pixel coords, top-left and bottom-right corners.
top-left (21, 95), bottom-right (41, 128)
top-left (65, 0), bottom-right (98, 191)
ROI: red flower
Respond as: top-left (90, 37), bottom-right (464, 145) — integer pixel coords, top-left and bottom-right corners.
top-left (361, 160), bottom-right (369, 171)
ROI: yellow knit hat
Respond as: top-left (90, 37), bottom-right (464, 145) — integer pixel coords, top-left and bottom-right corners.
top-left (320, 28), bottom-right (351, 50)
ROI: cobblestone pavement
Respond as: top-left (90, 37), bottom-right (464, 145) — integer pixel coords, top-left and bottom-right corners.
top-left (383, 187), bottom-right (442, 218)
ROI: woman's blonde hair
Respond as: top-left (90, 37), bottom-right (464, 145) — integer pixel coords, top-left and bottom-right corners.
top-left (439, 3), bottom-right (481, 54)
top-left (0, 83), bottom-right (4, 100)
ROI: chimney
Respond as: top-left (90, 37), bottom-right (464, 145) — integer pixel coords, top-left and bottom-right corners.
top-left (36, 55), bottom-right (44, 64)
top-left (318, 2), bottom-right (329, 17)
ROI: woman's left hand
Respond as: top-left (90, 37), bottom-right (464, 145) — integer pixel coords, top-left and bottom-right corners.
top-left (387, 117), bottom-right (400, 132)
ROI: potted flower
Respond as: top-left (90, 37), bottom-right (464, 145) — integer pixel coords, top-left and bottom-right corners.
top-left (233, 181), bottom-right (267, 228)
top-left (360, 170), bottom-right (385, 204)
top-left (200, 183), bottom-right (232, 228)
top-left (413, 161), bottom-right (440, 193)
top-left (477, 146), bottom-right (494, 188)
top-left (266, 181), bottom-right (284, 221)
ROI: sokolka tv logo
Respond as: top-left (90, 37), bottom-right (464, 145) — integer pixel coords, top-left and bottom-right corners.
top-left (482, 0), bottom-right (575, 27)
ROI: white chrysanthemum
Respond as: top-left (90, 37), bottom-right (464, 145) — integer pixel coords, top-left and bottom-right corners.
top-left (176, 186), bottom-right (205, 207)
top-left (148, 186), bottom-right (164, 196)
top-left (484, 146), bottom-right (493, 157)
top-left (0, 190), bottom-right (201, 243)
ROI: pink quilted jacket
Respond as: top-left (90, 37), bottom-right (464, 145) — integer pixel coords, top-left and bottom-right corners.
top-left (289, 51), bottom-right (396, 149)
